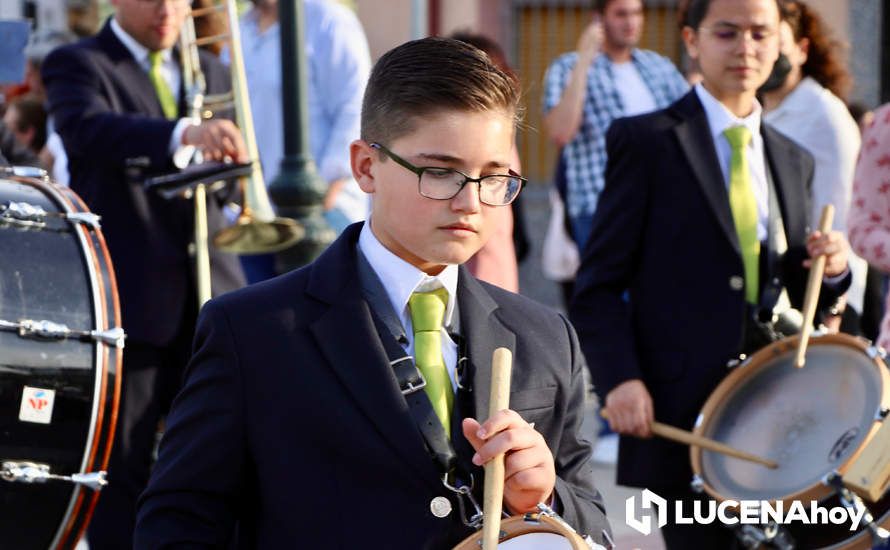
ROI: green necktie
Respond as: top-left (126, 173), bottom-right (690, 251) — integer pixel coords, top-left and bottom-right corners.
top-left (148, 51), bottom-right (177, 120)
top-left (408, 287), bottom-right (453, 437)
top-left (724, 125), bottom-right (760, 304)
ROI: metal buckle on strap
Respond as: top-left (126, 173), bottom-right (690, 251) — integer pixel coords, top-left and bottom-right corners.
top-left (391, 357), bottom-right (426, 395)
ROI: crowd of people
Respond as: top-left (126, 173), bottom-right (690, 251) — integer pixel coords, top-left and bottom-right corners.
top-left (1, 0), bottom-right (889, 548)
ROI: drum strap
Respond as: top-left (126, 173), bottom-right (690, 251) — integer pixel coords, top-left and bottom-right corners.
top-left (356, 248), bottom-right (467, 479)
top-left (758, 165), bottom-right (790, 319)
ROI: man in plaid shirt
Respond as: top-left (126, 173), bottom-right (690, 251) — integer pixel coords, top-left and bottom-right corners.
top-left (543, 0), bottom-right (688, 249)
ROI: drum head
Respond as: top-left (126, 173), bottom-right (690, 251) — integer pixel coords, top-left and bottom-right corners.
top-left (693, 334), bottom-right (890, 503)
top-left (499, 532), bottom-right (577, 549)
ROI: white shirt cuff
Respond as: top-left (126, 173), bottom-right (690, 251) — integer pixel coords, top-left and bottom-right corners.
top-left (170, 117), bottom-right (200, 169)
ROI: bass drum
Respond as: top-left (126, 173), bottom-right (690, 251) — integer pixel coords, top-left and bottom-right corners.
top-left (0, 172), bottom-right (123, 550)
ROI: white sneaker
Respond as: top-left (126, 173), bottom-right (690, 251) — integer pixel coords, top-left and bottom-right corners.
top-left (592, 433), bottom-right (619, 465)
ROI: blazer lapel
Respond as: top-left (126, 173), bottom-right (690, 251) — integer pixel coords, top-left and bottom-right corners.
top-left (98, 19), bottom-right (167, 117)
top-left (763, 124), bottom-right (808, 245)
top-left (671, 92), bottom-right (741, 256)
top-left (307, 226), bottom-right (441, 488)
top-left (456, 268), bottom-right (517, 423)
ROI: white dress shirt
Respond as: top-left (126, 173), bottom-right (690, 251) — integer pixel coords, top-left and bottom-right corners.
top-left (358, 221), bottom-right (460, 391)
top-left (695, 83), bottom-right (769, 241)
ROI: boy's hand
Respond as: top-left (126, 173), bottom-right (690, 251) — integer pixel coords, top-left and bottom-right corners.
top-left (804, 230), bottom-right (849, 277)
top-left (462, 411), bottom-right (555, 514)
top-left (603, 379), bottom-right (653, 438)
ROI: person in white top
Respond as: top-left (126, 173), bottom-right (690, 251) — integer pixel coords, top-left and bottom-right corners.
top-left (761, 0), bottom-right (864, 328)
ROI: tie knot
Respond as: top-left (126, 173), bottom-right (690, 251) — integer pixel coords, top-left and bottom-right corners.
top-left (408, 288), bottom-right (448, 332)
top-left (724, 125), bottom-right (752, 151)
top-left (148, 51), bottom-right (164, 69)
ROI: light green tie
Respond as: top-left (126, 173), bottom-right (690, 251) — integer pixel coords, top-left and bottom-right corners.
top-left (408, 288), bottom-right (453, 437)
top-left (724, 125), bottom-right (760, 304)
top-left (148, 51), bottom-right (177, 120)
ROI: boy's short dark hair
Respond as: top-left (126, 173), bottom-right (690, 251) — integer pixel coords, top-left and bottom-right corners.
top-left (360, 37), bottom-right (521, 146)
top-left (682, 0), bottom-right (780, 29)
top-left (592, 0), bottom-right (617, 13)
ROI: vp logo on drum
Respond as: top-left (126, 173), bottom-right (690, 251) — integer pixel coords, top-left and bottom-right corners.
top-left (626, 489), bottom-right (668, 535)
top-left (19, 386), bottom-right (56, 424)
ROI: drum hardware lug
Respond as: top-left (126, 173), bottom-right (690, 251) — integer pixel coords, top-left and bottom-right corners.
top-left (65, 212), bottom-right (102, 230)
top-left (1, 461), bottom-right (107, 491)
top-left (1, 200), bottom-right (48, 228)
top-left (694, 413), bottom-right (704, 429)
top-left (690, 474), bottom-right (704, 493)
top-left (867, 345), bottom-right (887, 360)
top-left (726, 354), bottom-right (747, 369)
top-left (6, 318), bottom-right (72, 340)
top-left (91, 327), bottom-right (127, 348)
top-left (735, 523), bottom-right (794, 550)
top-left (1, 166), bottom-right (49, 180)
top-left (876, 408), bottom-right (889, 421)
top-left (0, 319), bottom-right (126, 348)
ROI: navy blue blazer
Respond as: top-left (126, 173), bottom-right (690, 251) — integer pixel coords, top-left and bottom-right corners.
top-left (570, 90), bottom-right (847, 488)
top-left (42, 19), bottom-right (244, 346)
top-left (135, 223), bottom-right (612, 549)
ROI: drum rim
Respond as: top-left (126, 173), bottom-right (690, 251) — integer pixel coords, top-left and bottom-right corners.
top-left (691, 333), bottom-right (890, 506)
top-left (453, 514), bottom-right (590, 550)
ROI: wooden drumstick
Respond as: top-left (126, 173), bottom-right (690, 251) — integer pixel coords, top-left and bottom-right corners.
top-left (482, 347), bottom-right (512, 550)
top-left (795, 204), bottom-right (835, 369)
top-left (601, 411), bottom-right (778, 469)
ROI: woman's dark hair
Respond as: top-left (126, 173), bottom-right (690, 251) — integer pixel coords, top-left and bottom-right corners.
top-left (780, 0), bottom-right (852, 100)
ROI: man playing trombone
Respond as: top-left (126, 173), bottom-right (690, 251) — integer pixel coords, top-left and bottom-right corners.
top-left (42, 0), bottom-right (247, 546)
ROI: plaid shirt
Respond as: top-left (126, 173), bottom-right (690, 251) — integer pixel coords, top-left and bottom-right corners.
top-left (543, 49), bottom-right (688, 219)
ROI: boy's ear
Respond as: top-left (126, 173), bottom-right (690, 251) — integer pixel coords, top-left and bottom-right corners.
top-left (681, 26), bottom-right (699, 60)
top-left (350, 139), bottom-right (377, 194)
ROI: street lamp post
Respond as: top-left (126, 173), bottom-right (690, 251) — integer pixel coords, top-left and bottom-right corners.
top-left (269, 0), bottom-right (335, 272)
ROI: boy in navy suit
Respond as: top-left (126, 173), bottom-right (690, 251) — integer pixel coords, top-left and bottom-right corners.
top-left (571, 0), bottom-right (849, 546)
top-left (136, 37), bottom-right (612, 548)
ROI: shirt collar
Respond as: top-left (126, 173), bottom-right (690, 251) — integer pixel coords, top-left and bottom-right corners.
top-left (358, 220), bottom-right (459, 328)
top-left (110, 17), bottom-right (172, 66)
top-left (695, 82), bottom-right (762, 142)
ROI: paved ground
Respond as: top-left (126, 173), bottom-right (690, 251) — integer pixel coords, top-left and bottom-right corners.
top-left (519, 187), bottom-right (666, 549)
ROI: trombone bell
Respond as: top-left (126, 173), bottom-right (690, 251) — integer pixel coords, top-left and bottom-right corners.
top-left (213, 210), bottom-right (304, 254)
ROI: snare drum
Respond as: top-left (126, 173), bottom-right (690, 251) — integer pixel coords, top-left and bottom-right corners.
top-left (0, 174), bottom-right (123, 550)
top-left (692, 333), bottom-right (890, 548)
top-left (453, 509), bottom-right (595, 549)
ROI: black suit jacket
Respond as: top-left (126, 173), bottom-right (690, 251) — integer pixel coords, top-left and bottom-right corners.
top-left (134, 223), bottom-right (612, 549)
top-left (41, 19), bottom-right (244, 346)
top-left (570, 90), bottom-right (846, 488)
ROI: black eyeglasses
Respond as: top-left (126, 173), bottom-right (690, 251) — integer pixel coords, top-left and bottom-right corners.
top-left (370, 142), bottom-right (526, 207)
